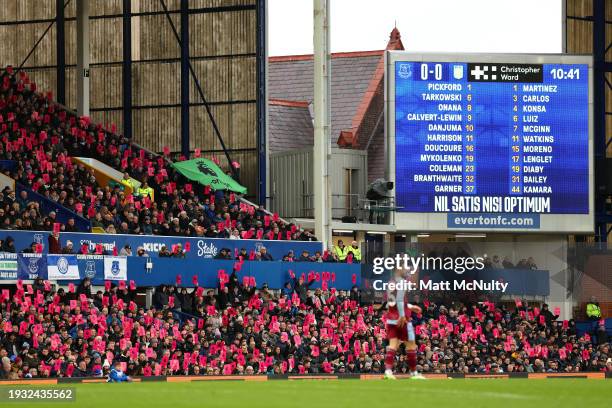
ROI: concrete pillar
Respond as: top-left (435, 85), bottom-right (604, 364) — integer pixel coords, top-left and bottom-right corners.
top-left (313, 0), bottom-right (332, 246)
top-left (76, 0), bottom-right (90, 117)
top-left (145, 287), bottom-right (154, 309)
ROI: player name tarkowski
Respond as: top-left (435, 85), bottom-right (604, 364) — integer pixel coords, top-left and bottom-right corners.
top-left (422, 93), bottom-right (462, 101)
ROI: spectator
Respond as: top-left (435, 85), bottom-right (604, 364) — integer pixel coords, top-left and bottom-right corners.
top-left (119, 244), bottom-right (132, 256)
top-left (1, 236), bottom-right (15, 253)
top-left (47, 232), bottom-right (61, 254)
top-left (345, 241), bottom-right (361, 263)
top-left (298, 250), bottom-right (312, 262)
top-left (61, 240), bottom-right (75, 254)
top-left (158, 245), bottom-right (171, 257)
top-left (334, 240), bottom-right (347, 262)
top-left (586, 297), bottom-right (602, 321)
top-left (259, 247), bottom-right (273, 261)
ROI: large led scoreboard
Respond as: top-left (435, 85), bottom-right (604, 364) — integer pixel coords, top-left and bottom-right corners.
top-left (386, 53), bottom-right (593, 233)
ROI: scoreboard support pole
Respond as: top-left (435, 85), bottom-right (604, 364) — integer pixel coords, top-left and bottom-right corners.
top-left (76, 0), bottom-right (90, 118)
top-left (592, 0), bottom-right (611, 243)
top-left (312, 0), bottom-right (332, 246)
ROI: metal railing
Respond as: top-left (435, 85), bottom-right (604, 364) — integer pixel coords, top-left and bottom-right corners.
top-left (300, 193), bottom-right (397, 225)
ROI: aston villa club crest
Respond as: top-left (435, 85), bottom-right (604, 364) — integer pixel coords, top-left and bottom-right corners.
top-left (453, 64), bottom-right (464, 80)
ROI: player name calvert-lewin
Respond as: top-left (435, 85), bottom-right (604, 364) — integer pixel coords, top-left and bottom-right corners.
top-left (373, 279), bottom-right (509, 293)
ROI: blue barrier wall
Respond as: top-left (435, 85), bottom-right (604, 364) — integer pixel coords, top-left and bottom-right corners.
top-left (0, 253), bottom-right (360, 290)
top-left (0, 252), bottom-right (551, 296)
top-left (1, 230), bottom-right (323, 261)
top-left (15, 184), bottom-right (91, 232)
top-left (0, 160), bottom-right (17, 171)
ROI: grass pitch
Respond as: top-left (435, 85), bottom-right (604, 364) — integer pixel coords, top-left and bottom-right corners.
top-left (2, 379), bottom-right (611, 408)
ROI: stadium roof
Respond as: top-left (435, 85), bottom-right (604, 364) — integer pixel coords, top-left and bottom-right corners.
top-left (268, 99), bottom-right (314, 154)
top-left (267, 28), bottom-right (404, 153)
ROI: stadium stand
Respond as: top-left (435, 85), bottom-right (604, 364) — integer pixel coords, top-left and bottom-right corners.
top-left (0, 67), bottom-right (319, 246)
top-left (0, 276), bottom-right (610, 379)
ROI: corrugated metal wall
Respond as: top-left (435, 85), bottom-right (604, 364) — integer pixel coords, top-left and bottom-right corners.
top-left (270, 148), bottom-right (368, 220)
top-left (566, 0), bottom-right (611, 243)
top-left (566, 0), bottom-right (612, 159)
top-left (0, 0), bottom-right (258, 194)
top-left (270, 148), bottom-right (313, 219)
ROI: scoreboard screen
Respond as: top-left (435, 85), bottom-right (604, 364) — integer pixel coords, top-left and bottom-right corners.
top-left (386, 53), bottom-right (593, 233)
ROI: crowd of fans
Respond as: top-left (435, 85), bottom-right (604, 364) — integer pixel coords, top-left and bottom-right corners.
top-left (0, 273), bottom-right (609, 380)
top-left (0, 67), bottom-right (316, 243)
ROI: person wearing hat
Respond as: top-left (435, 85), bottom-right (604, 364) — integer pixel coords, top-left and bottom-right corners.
top-left (62, 240), bottom-right (75, 254)
top-left (120, 244), bottom-right (132, 256)
top-left (344, 241), bottom-right (362, 262)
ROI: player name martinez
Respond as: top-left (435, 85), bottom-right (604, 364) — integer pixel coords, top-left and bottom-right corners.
top-left (522, 84), bottom-right (557, 92)
top-left (372, 279), bottom-right (508, 293)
